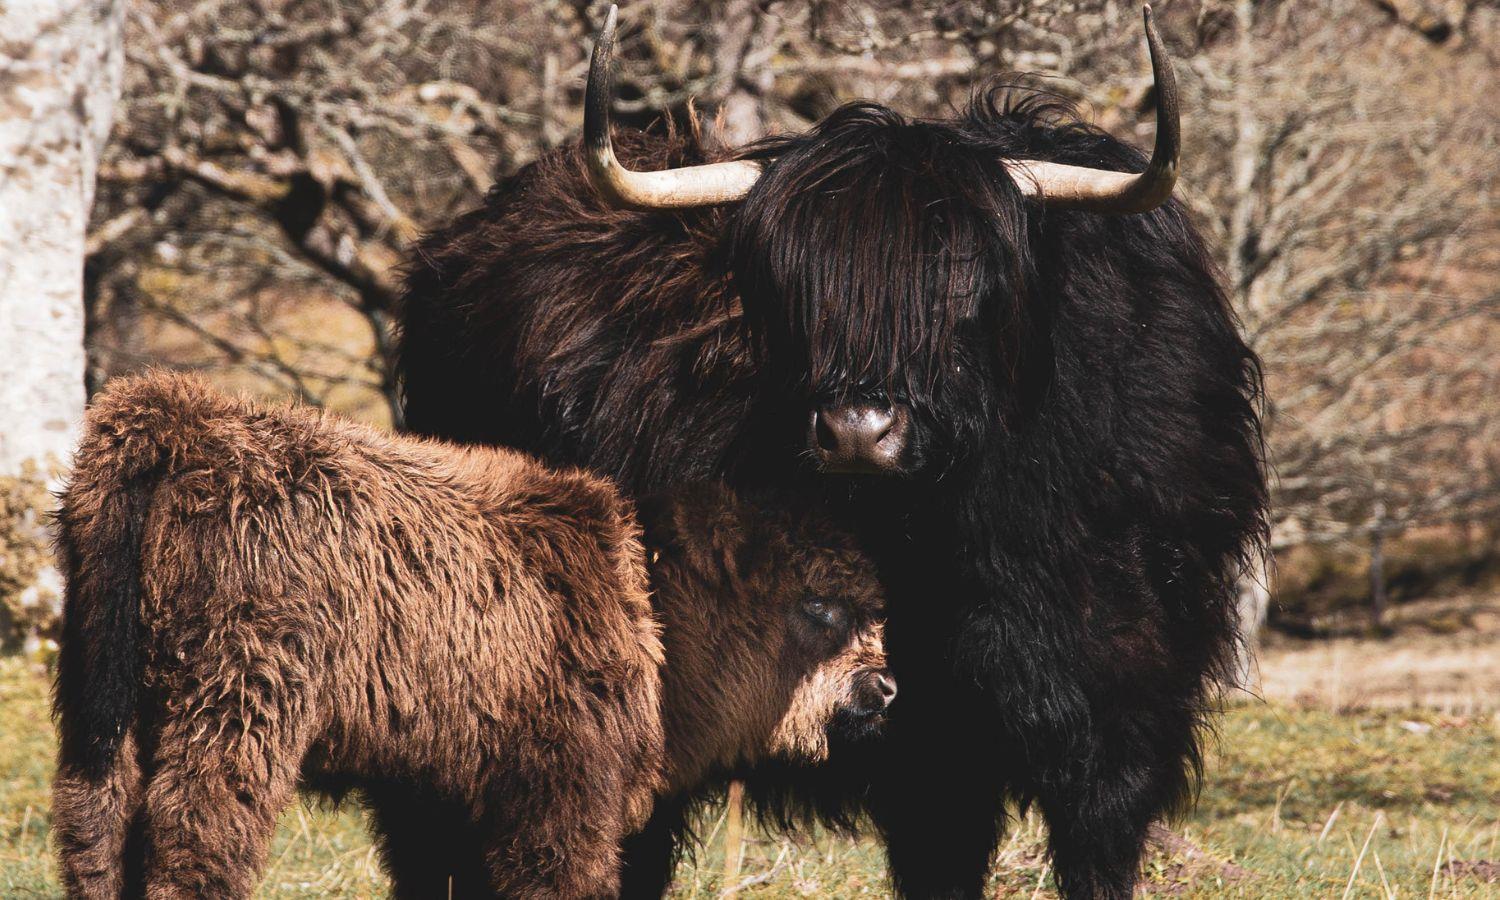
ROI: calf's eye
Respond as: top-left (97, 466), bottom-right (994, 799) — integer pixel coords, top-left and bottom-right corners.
top-left (802, 597), bottom-right (842, 628)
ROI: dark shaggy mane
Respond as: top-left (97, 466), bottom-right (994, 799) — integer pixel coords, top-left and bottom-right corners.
top-left (396, 73), bottom-right (1269, 898)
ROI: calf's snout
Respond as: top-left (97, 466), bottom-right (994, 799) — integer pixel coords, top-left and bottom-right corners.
top-left (850, 667), bottom-right (897, 717)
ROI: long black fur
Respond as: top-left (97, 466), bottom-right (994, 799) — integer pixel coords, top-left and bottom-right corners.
top-left (398, 83), bottom-right (1267, 899)
top-left (54, 472), bottom-right (151, 780)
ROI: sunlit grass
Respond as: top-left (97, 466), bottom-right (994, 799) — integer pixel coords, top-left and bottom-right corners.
top-left (3, 655), bottom-right (1496, 897)
top-left (0, 657), bottom-right (382, 898)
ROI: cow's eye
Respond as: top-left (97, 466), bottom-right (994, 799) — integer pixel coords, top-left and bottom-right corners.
top-left (802, 597), bottom-right (842, 628)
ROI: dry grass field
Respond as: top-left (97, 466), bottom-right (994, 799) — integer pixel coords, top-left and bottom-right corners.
top-left (1255, 594), bottom-right (1500, 717)
top-left (3, 609), bottom-right (1498, 898)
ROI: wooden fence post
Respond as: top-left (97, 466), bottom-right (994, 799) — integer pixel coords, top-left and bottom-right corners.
top-left (721, 780), bottom-right (746, 892)
top-left (1370, 502), bottom-right (1388, 633)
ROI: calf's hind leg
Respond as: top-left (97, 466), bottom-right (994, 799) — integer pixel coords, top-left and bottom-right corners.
top-left (53, 731), bottom-right (146, 899)
top-left (475, 730), bottom-right (655, 899)
top-left (138, 671), bottom-right (315, 898)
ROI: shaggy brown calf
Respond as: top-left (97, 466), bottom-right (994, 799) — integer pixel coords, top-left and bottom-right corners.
top-left (51, 371), bottom-right (890, 899)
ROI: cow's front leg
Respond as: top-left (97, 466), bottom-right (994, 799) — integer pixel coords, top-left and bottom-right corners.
top-left (867, 676), bottom-right (1009, 900)
top-left (1032, 684), bottom-right (1205, 899)
top-left (872, 761), bottom-right (1007, 899)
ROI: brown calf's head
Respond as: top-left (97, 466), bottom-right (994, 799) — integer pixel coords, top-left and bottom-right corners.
top-left (637, 484), bottom-right (890, 791)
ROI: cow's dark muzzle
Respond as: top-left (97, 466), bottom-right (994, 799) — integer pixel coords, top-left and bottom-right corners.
top-left (809, 402), bottom-right (911, 475)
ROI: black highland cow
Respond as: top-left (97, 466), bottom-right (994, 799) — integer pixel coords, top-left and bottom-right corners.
top-left (397, 6), bottom-right (1266, 898)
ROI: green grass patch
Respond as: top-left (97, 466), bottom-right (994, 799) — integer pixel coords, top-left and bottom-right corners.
top-left (3, 656), bottom-right (1496, 897)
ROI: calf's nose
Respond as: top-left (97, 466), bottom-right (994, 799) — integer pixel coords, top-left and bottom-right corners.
top-left (852, 667), bottom-right (898, 716)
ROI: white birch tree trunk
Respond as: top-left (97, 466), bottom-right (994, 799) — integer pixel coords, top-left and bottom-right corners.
top-left (1225, 0), bottom-right (1272, 694)
top-left (1233, 558), bottom-right (1272, 694)
top-left (0, 0), bottom-right (123, 639)
top-left (0, 0), bottom-right (123, 476)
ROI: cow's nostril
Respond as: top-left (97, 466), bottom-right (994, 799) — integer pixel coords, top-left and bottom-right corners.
top-left (809, 403), bottom-right (911, 474)
top-left (816, 404), bottom-right (895, 452)
top-left (814, 409), bottom-right (840, 452)
top-left (874, 672), bottom-right (897, 704)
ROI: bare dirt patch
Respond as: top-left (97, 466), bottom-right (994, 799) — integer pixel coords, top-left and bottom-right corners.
top-left (1252, 594), bottom-right (1500, 713)
top-left (1142, 825), bottom-right (1250, 895)
top-left (1441, 860), bottom-right (1500, 884)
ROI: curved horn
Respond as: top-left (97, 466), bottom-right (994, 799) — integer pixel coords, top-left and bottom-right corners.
top-left (585, 5), bottom-right (763, 209)
top-left (1004, 4), bottom-right (1180, 214)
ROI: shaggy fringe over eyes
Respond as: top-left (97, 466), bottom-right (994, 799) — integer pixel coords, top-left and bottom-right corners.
top-left (726, 98), bottom-right (1036, 411)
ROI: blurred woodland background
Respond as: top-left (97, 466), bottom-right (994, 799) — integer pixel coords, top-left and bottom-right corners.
top-left (7, 0), bottom-right (1500, 677)
top-left (3, 1), bottom-right (1500, 894)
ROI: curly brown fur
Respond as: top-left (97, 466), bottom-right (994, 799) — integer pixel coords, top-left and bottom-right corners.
top-left (52, 371), bottom-right (888, 900)
top-left (637, 484), bottom-right (889, 786)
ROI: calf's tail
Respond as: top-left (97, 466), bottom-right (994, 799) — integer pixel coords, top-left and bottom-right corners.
top-left (53, 370), bottom-right (221, 777)
top-left (53, 465), bottom-right (151, 779)
top-left (50, 450), bottom-right (152, 897)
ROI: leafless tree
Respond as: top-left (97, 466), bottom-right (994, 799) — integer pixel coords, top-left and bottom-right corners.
top-left (2, 0), bottom-right (123, 472)
top-left (84, 0), bottom-right (1134, 424)
top-left (1185, 0), bottom-right (1499, 663)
